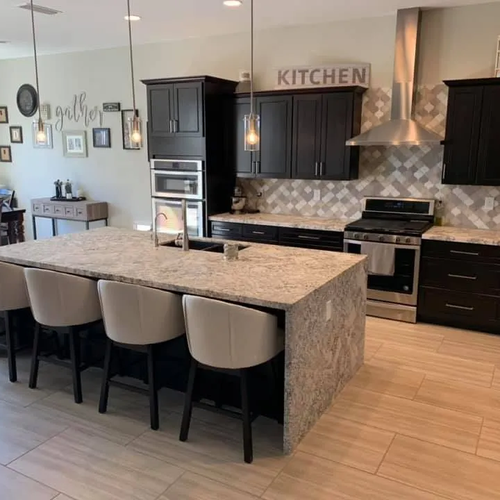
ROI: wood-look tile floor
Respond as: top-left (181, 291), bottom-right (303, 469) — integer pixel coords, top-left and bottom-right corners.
top-left (2, 317), bottom-right (500, 499)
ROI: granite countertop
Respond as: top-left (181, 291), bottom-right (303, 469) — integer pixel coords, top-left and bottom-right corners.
top-left (0, 227), bottom-right (365, 310)
top-left (209, 213), bottom-right (353, 232)
top-left (423, 226), bottom-right (500, 246)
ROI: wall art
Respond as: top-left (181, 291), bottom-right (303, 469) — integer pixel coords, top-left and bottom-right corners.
top-left (0, 146), bottom-right (12, 163)
top-left (92, 128), bottom-right (111, 148)
top-left (32, 122), bottom-right (53, 149)
top-left (103, 102), bottom-right (121, 112)
top-left (0, 106), bottom-right (8, 124)
top-left (17, 84), bottom-right (38, 117)
top-left (55, 92), bottom-right (103, 131)
top-left (40, 103), bottom-right (51, 121)
top-left (9, 126), bottom-right (23, 144)
top-left (62, 130), bottom-right (87, 158)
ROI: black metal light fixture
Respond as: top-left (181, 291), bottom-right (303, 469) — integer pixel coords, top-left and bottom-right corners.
top-left (126, 0), bottom-right (142, 147)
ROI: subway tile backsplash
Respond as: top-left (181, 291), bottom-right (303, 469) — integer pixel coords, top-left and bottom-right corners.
top-left (240, 85), bottom-right (500, 229)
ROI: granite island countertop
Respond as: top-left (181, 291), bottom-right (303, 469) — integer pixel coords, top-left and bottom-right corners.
top-left (210, 213), bottom-right (353, 232)
top-left (0, 227), bottom-right (365, 311)
top-left (424, 226), bottom-right (500, 246)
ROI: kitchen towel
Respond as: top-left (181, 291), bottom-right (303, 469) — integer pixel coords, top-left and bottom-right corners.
top-left (360, 242), bottom-right (395, 276)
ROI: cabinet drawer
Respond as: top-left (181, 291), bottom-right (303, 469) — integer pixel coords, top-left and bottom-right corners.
top-left (418, 286), bottom-right (500, 330)
top-left (42, 205), bottom-right (54, 215)
top-left (211, 222), bottom-right (242, 239)
top-left (423, 240), bottom-right (500, 264)
top-left (75, 207), bottom-right (86, 219)
top-left (278, 227), bottom-right (343, 252)
top-left (241, 224), bottom-right (278, 243)
top-left (32, 203), bottom-right (42, 214)
top-left (420, 257), bottom-right (500, 295)
top-left (64, 206), bottom-right (75, 217)
top-left (53, 205), bottom-right (64, 216)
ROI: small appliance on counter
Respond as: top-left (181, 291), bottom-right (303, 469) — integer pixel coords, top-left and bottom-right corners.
top-left (231, 186), bottom-right (247, 214)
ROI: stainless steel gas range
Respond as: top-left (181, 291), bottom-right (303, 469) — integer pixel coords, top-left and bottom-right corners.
top-left (344, 197), bottom-right (435, 323)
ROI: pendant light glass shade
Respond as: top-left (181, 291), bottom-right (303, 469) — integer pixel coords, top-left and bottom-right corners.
top-left (35, 117), bottom-right (47, 143)
top-left (244, 113), bottom-right (260, 151)
top-left (127, 112), bottom-right (143, 148)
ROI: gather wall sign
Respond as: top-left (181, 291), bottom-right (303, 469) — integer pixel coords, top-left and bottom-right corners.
top-left (55, 92), bottom-right (104, 131)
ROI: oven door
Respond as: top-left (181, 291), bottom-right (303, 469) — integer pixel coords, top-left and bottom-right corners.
top-left (151, 169), bottom-right (204, 200)
top-left (344, 239), bottom-right (421, 306)
top-left (152, 198), bottom-right (205, 237)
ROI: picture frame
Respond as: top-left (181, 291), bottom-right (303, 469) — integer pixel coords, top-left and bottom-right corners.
top-left (103, 102), bottom-right (121, 112)
top-left (0, 146), bottom-right (12, 163)
top-left (92, 128), bottom-right (111, 148)
top-left (9, 126), bottom-right (23, 144)
top-left (63, 130), bottom-right (87, 158)
top-left (0, 106), bottom-right (8, 124)
top-left (121, 109), bottom-right (141, 150)
top-left (32, 122), bottom-right (53, 149)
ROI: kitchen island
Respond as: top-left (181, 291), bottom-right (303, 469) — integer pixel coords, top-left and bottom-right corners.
top-left (0, 227), bottom-right (367, 453)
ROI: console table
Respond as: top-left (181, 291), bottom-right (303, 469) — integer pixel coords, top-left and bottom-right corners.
top-left (31, 198), bottom-right (108, 239)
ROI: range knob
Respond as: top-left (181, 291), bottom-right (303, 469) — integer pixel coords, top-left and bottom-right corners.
top-left (378, 235), bottom-right (385, 242)
top-left (354, 233), bottom-right (360, 240)
top-left (395, 236), bottom-right (401, 243)
top-left (405, 237), bottom-right (411, 244)
top-left (363, 234), bottom-right (369, 241)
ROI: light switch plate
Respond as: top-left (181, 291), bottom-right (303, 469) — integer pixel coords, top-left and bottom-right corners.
top-left (313, 189), bottom-right (321, 202)
top-left (485, 197), bottom-right (496, 211)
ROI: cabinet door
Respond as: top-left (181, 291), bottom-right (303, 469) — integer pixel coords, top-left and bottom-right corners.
top-left (476, 86), bottom-right (500, 185)
top-left (149, 84), bottom-right (174, 137)
top-left (442, 86), bottom-right (482, 185)
top-left (235, 98), bottom-right (255, 176)
top-left (292, 95), bottom-right (322, 179)
top-left (320, 93), bottom-right (354, 180)
top-left (255, 96), bottom-right (292, 178)
top-left (172, 82), bottom-right (204, 137)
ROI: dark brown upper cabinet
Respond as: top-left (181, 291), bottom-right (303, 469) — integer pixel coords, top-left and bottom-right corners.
top-left (235, 86), bottom-right (364, 180)
top-left (443, 78), bottom-right (500, 186)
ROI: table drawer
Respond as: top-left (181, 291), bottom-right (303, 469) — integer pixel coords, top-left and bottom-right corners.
top-left (42, 204), bottom-right (54, 215)
top-left (241, 224), bottom-right (278, 243)
top-left (420, 257), bottom-right (500, 295)
top-left (423, 240), bottom-right (500, 264)
top-left (53, 205), bottom-right (64, 216)
top-left (32, 203), bottom-right (42, 214)
top-left (211, 222), bottom-right (242, 239)
top-left (75, 207), bottom-right (86, 219)
top-left (64, 206), bottom-right (75, 217)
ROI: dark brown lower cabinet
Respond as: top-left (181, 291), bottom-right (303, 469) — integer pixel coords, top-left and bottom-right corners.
top-left (418, 240), bottom-right (500, 333)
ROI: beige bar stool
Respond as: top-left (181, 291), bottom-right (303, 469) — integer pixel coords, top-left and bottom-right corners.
top-left (97, 280), bottom-right (185, 430)
top-left (0, 262), bottom-right (30, 382)
top-left (181, 295), bottom-right (284, 464)
top-left (24, 268), bottom-right (102, 404)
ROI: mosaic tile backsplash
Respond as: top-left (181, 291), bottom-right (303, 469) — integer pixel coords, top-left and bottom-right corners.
top-left (240, 85), bottom-right (500, 229)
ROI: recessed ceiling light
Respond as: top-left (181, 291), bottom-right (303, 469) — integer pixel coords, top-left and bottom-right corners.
top-left (223, 0), bottom-right (242, 6)
top-left (124, 15), bottom-right (141, 21)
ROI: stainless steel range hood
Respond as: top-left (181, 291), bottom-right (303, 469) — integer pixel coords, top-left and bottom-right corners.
top-left (346, 8), bottom-right (443, 147)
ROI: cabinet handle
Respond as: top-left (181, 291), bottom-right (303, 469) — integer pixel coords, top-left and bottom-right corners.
top-left (445, 303), bottom-right (474, 311)
top-left (320, 162), bottom-right (325, 176)
top-left (215, 227), bottom-right (230, 232)
top-left (298, 235), bottom-right (321, 241)
top-left (442, 163), bottom-right (446, 181)
top-left (169, 120), bottom-right (173, 133)
top-left (252, 231), bottom-right (265, 235)
top-left (315, 162), bottom-right (319, 176)
top-left (174, 119), bottom-right (178, 133)
top-left (450, 250), bottom-right (480, 256)
top-left (448, 273), bottom-right (477, 280)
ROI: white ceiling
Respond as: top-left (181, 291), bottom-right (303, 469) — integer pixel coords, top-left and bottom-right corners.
top-left (0, 0), bottom-right (498, 59)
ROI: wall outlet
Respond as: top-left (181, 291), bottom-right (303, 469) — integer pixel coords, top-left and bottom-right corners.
top-left (326, 300), bottom-right (332, 321)
top-left (485, 197), bottom-right (496, 211)
top-left (313, 189), bottom-right (321, 202)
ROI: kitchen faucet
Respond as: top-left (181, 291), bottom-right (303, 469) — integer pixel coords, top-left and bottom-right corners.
top-left (153, 213), bottom-right (168, 248)
top-left (176, 199), bottom-right (190, 251)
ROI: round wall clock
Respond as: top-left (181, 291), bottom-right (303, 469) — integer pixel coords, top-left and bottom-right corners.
top-left (16, 84), bottom-right (39, 117)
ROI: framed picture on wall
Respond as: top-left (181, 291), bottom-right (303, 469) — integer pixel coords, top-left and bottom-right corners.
top-left (63, 130), bottom-right (87, 158)
top-left (0, 146), bottom-right (12, 163)
top-left (9, 126), bottom-right (23, 144)
top-left (92, 128), bottom-right (111, 148)
top-left (121, 109), bottom-right (141, 150)
top-left (32, 122), bottom-right (53, 149)
top-left (0, 106), bottom-right (8, 124)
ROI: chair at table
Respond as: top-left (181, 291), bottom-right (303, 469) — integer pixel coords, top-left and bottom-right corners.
top-left (0, 262), bottom-right (30, 382)
top-left (180, 295), bottom-right (284, 463)
top-left (24, 268), bottom-right (102, 403)
top-left (97, 280), bottom-right (185, 430)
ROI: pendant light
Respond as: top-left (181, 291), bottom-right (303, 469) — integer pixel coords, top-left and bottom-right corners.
top-left (30, 0), bottom-right (46, 143)
top-left (126, 0), bottom-right (142, 147)
top-left (244, 0), bottom-right (260, 151)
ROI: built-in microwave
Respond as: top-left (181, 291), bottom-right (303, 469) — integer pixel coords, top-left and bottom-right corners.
top-left (152, 197), bottom-right (205, 237)
top-left (151, 159), bottom-right (204, 200)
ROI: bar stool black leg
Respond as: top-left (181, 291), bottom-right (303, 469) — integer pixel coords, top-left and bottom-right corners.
top-left (99, 338), bottom-right (113, 414)
top-left (147, 345), bottom-right (159, 430)
top-left (180, 357), bottom-right (198, 442)
top-left (4, 311), bottom-right (17, 383)
top-left (240, 368), bottom-right (253, 464)
top-left (69, 327), bottom-right (83, 404)
top-left (29, 323), bottom-right (41, 389)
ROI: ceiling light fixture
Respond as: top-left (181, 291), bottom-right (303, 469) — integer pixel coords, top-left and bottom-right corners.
top-left (244, 0), bottom-right (259, 151)
top-left (124, 15), bottom-right (141, 21)
top-left (126, 0), bottom-right (142, 148)
top-left (29, 0), bottom-right (46, 143)
top-left (223, 0), bottom-right (242, 6)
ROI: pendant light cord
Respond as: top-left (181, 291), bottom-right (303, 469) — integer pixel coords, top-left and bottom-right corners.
top-left (30, 0), bottom-right (42, 123)
top-left (127, 0), bottom-right (137, 118)
top-left (250, 0), bottom-right (254, 116)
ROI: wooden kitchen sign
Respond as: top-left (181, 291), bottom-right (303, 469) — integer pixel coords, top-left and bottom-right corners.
top-left (275, 64), bottom-right (370, 90)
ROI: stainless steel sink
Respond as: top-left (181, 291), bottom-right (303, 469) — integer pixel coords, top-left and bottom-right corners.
top-left (160, 240), bottom-right (247, 253)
